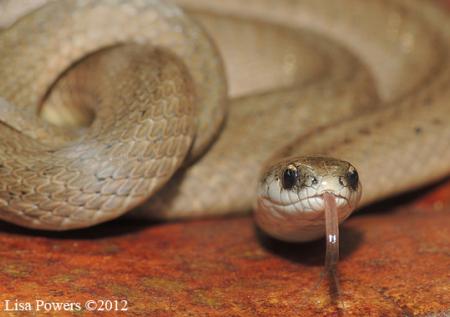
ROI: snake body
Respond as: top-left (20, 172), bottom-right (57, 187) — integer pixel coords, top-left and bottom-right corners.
top-left (0, 0), bottom-right (449, 231)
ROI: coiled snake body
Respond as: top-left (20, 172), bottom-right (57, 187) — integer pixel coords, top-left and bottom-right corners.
top-left (0, 0), bottom-right (449, 232)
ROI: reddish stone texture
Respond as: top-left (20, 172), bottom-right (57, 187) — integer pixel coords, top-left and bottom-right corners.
top-left (0, 1), bottom-right (449, 317)
top-left (0, 179), bottom-right (449, 316)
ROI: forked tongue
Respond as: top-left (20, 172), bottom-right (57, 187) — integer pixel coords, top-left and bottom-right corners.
top-left (323, 192), bottom-right (341, 297)
top-left (299, 192), bottom-right (343, 309)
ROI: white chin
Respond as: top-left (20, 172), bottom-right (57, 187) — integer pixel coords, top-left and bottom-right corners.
top-left (254, 195), bottom-right (353, 242)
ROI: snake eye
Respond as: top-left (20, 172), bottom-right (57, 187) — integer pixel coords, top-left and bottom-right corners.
top-left (347, 168), bottom-right (359, 190)
top-left (282, 165), bottom-right (298, 190)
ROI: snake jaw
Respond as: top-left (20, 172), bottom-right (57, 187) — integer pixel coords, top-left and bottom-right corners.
top-left (254, 192), bottom-right (355, 242)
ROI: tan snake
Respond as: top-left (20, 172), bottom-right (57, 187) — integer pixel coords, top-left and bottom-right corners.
top-left (0, 0), bottom-right (449, 240)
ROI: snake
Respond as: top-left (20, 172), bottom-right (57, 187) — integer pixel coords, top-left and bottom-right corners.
top-left (0, 0), bottom-right (449, 249)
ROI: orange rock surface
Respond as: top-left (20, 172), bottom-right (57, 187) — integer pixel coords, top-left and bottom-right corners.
top-left (0, 178), bottom-right (449, 316)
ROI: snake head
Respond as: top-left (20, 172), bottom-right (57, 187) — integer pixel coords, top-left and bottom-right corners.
top-left (254, 156), bottom-right (362, 242)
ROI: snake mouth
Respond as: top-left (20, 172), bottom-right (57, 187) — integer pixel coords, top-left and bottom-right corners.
top-left (262, 192), bottom-right (349, 206)
top-left (317, 192), bottom-right (349, 203)
top-left (260, 192), bottom-right (351, 214)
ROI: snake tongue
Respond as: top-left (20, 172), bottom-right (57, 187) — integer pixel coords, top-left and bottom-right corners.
top-left (323, 192), bottom-right (341, 296)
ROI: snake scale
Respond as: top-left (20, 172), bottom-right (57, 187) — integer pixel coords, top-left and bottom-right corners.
top-left (0, 0), bottom-right (449, 231)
